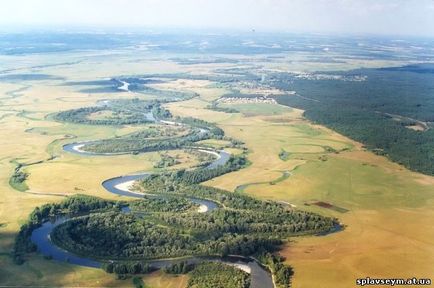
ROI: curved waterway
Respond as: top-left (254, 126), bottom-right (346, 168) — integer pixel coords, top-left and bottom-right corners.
top-left (30, 214), bottom-right (272, 287)
top-left (31, 136), bottom-right (274, 287)
top-left (101, 173), bottom-right (218, 213)
top-left (62, 135), bottom-right (222, 157)
top-left (63, 142), bottom-right (128, 156)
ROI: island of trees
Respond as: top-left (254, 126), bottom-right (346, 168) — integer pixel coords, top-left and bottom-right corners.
top-left (52, 99), bottom-right (168, 126)
top-left (14, 182), bottom-right (337, 287)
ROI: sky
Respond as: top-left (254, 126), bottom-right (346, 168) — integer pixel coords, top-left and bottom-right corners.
top-left (1, 0), bottom-right (434, 36)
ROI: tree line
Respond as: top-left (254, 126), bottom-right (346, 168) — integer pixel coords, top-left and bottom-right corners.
top-left (187, 262), bottom-right (250, 288)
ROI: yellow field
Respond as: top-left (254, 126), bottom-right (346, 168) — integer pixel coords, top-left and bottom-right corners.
top-left (196, 139), bottom-right (232, 149)
top-left (142, 271), bottom-right (189, 288)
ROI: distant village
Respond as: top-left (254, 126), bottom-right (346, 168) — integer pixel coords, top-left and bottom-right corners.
top-left (217, 96), bottom-right (277, 104)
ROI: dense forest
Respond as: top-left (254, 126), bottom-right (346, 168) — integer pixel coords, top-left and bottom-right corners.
top-left (258, 253), bottom-right (294, 288)
top-left (102, 261), bottom-right (152, 275)
top-left (271, 64), bottom-right (434, 175)
top-left (187, 262), bottom-right (250, 288)
top-left (49, 189), bottom-right (336, 261)
top-left (139, 176), bottom-right (336, 239)
top-left (142, 155), bottom-right (248, 187)
top-left (51, 211), bottom-right (200, 259)
top-left (129, 196), bottom-right (197, 213)
top-left (164, 260), bottom-right (195, 274)
top-left (158, 260), bottom-right (251, 288)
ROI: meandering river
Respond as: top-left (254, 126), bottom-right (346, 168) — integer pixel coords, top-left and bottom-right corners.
top-left (31, 131), bottom-right (273, 287)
